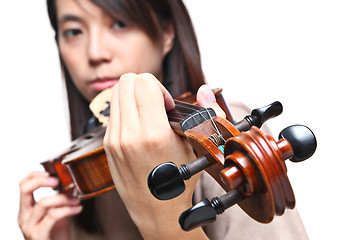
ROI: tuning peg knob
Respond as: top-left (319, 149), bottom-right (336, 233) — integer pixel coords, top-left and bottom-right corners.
top-left (148, 156), bottom-right (211, 200)
top-left (234, 101), bottom-right (283, 131)
top-left (148, 162), bottom-right (185, 200)
top-left (179, 198), bottom-right (217, 231)
top-left (279, 125), bottom-right (317, 162)
top-left (179, 190), bottom-right (242, 231)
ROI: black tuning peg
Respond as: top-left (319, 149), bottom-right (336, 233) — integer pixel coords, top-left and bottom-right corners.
top-left (148, 156), bottom-right (210, 200)
top-left (279, 124), bottom-right (317, 162)
top-left (179, 190), bottom-right (242, 231)
top-left (234, 101), bottom-right (283, 132)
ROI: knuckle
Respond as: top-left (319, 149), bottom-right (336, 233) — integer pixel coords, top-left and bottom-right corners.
top-left (105, 137), bottom-right (119, 155)
top-left (17, 216), bottom-right (23, 229)
top-left (19, 182), bottom-right (30, 195)
top-left (119, 134), bottom-right (136, 153)
top-left (29, 229), bottom-right (40, 240)
top-left (138, 72), bottom-right (154, 80)
top-left (121, 72), bottom-right (137, 81)
top-left (145, 136), bottom-right (160, 148)
top-left (46, 209), bottom-right (59, 221)
top-left (103, 131), bottom-right (118, 154)
top-left (143, 132), bottom-right (167, 150)
top-left (37, 198), bottom-right (50, 210)
top-left (137, 73), bottom-right (157, 86)
top-left (103, 133), bottom-right (110, 150)
top-left (111, 82), bottom-right (120, 96)
top-left (18, 179), bottom-right (26, 192)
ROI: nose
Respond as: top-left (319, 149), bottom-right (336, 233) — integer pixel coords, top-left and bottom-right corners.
top-left (88, 29), bottom-right (112, 66)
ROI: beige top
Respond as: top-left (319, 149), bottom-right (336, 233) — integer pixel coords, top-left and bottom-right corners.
top-left (70, 101), bottom-right (309, 239)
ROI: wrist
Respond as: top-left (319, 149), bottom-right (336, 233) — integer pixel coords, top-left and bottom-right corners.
top-left (128, 182), bottom-right (206, 239)
top-left (134, 198), bottom-right (207, 240)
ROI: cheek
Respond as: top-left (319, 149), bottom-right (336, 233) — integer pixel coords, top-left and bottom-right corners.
top-left (61, 47), bottom-right (83, 80)
top-left (60, 46), bottom-right (94, 100)
top-left (123, 38), bottom-right (164, 79)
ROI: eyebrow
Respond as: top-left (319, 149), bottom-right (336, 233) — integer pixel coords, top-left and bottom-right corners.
top-left (58, 14), bottom-right (82, 25)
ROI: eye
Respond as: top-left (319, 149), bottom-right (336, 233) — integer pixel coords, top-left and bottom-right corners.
top-left (112, 20), bottom-right (127, 30)
top-left (62, 29), bottom-right (82, 38)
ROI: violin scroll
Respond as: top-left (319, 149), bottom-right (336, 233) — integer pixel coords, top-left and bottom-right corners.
top-left (179, 124), bottom-right (317, 230)
top-left (147, 97), bottom-right (317, 231)
top-left (147, 102), bottom-right (282, 201)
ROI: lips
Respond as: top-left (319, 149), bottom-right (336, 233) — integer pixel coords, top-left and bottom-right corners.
top-left (90, 78), bottom-right (119, 92)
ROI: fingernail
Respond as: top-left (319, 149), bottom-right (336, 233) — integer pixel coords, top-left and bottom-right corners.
top-left (71, 205), bottom-right (83, 213)
top-left (47, 177), bottom-right (59, 185)
top-left (70, 197), bottom-right (80, 204)
top-left (202, 85), bottom-right (216, 104)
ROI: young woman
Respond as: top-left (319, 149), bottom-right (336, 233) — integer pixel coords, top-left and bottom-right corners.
top-left (18, 0), bottom-right (309, 239)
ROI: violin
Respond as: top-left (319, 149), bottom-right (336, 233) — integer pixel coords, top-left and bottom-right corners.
top-left (41, 87), bottom-right (317, 232)
top-left (41, 88), bottom-right (233, 199)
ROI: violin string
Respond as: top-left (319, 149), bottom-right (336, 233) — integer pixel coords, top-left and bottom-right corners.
top-left (195, 109), bottom-right (224, 145)
top-left (172, 100), bottom-right (225, 145)
top-left (203, 108), bottom-right (225, 143)
top-left (174, 99), bottom-right (201, 108)
top-left (186, 107), bottom-right (224, 147)
top-left (191, 112), bottom-right (219, 147)
top-left (171, 100), bottom-right (200, 119)
top-left (180, 102), bottom-right (225, 144)
top-left (173, 101), bottom-right (215, 143)
top-left (173, 100), bottom-right (207, 113)
top-left (172, 100), bottom-right (209, 120)
top-left (169, 100), bottom-right (209, 123)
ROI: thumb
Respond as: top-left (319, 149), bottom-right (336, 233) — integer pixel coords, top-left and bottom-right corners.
top-left (196, 85), bottom-right (226, 118)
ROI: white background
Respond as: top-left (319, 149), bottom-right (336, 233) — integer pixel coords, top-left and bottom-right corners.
top-left (1, 1), bottom-right (341, 239)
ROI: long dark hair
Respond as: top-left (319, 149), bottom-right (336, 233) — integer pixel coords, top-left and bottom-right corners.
top-left (47, 0), bottom-right (205, 234)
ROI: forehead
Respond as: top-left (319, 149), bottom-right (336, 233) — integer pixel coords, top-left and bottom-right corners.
top-left (56, 0), bottom-right (107, 21)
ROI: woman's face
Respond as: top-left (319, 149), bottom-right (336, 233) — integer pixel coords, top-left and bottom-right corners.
top-left (57, 0), bottom-right (173, 101)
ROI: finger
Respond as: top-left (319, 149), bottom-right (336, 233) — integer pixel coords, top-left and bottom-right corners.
top-left (27, 195), bottom-right (80, 229)
top-left (33, 205), bottom-right (83, 239)
top-left (119, 73), bottom-right (140, 132)
top-left (104, 83), bottom-right (123, 177)
top-left (196, 84), bottom-right (226, 118)
top-left (135, 73), bottom-right (174, 130)
top-left (20, 171), bottom-right (49, 182)
top-left (19, 171), bottom-right (59, 210)
top-left (106, 83), bottom-right (121, 144)
top-left (144, 73), bottom-right (175, 111)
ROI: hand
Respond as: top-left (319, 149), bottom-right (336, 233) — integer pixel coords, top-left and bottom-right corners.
top-left (18, 171), bottom-right (82, 240)
top-left (103, 73), bottom-right (207, 239)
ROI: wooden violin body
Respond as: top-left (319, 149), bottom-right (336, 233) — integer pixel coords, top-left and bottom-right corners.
top-left (41, 126), bottom-right (108, 198)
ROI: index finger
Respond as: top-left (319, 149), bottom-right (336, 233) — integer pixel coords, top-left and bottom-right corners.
top-left (135, 73), bottom-right (175, 125)
top-left (19, 171), bottom-right (59, 210)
